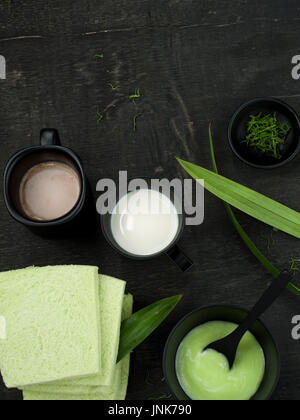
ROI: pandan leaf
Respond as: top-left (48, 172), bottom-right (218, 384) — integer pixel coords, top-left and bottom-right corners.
top-left (176, 159), bottom-right (300, 239)
top-left (117, 295), bottom-right (183, 362)
top-left (207, 124), bottom-right (300, 297)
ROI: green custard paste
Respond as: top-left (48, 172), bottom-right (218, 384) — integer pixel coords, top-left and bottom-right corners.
top-left (176, 321), bottom-right (265, 401)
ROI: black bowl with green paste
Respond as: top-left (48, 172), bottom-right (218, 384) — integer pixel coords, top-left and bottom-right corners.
top-left (228, 98), bottom-right (300, 169)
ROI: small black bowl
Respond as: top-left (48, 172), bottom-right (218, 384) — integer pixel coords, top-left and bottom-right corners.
top-left (163, 305), bottom-right (280, 401)
top-left (228, 98), bottom-right (300, 169)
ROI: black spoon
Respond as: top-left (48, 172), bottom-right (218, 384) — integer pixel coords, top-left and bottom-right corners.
top-left (205, 270), bottom-right (292, 369)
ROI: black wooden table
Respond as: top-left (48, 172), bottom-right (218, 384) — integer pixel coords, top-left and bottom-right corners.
top-left (1, 0), bottom-right (300, 401)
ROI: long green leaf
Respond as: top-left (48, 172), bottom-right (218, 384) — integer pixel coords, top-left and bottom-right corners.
top-left (117, 295), bottom-right (183, 362)
top-left (207, 124), bottom-right (300, 297)
top-left (177, 159), bottom-right (300, 239)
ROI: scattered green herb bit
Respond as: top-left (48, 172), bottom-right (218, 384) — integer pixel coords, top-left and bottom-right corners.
top-left (148, 394), bottom-right (172, 401)
top-left (108, 83), bottom-right (120, 91)
top-left (95, 53), bottom-right (104, 59)
top-left (241, 112), bottom-right (291, 159)
top-left (161, 377), bottom-right (166, 382)
top-left (176, 157), bottom-right (300, 239)
top-left (129, 88), bottom-right (141, 105)
top-left (133, 112), bottom-right (144, 132)
top-left (117, 295), bottom-right (183, 363)
top-left (96, 111), bottom-right (104, 123)
top-left (290, 258), bottom-right (300, 276)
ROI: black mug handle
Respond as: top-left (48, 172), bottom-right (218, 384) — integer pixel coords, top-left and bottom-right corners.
top-left (166, 245), bottom-right (193, 272)
top-left (40, 129), bottom-right (61, 146)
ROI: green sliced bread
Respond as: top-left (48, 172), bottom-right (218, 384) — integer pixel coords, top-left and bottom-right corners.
top-left (0, 266), bottom-right (101, 388)
top-left (23, 274), bottom-right (126, 393)
top-left (22, 294), bottom-right (133, 401)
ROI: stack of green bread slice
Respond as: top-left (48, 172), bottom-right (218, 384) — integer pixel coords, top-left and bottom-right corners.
top-left (0, 265), bottom-right (132, 401)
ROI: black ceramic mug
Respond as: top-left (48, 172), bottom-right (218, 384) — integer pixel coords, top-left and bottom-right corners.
top-left (163, 305), bottom-right (280, 401)
top-left (4, 129), bottom-right (93, 236)
top-left (100, 178), bottom-right (193, 272)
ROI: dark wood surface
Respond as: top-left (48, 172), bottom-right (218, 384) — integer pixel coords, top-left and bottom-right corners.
top-left (1, 0), bottom-right (300, 401)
